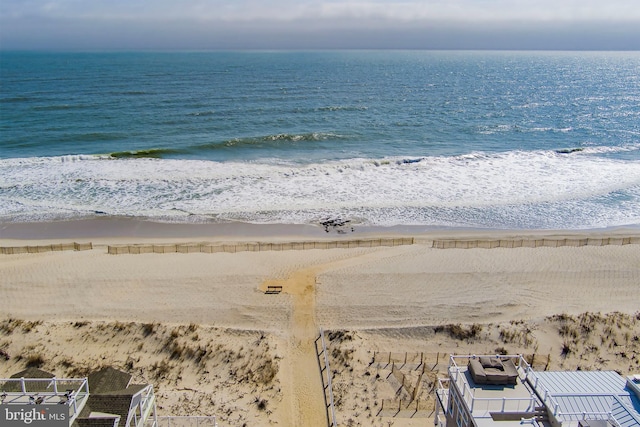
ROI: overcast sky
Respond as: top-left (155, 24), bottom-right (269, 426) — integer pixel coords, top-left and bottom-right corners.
top-left (1, 0), bottom-right (639, 50)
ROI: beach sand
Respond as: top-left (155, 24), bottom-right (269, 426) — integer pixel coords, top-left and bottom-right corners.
top-left (1, 220), bottom-right (639, 426)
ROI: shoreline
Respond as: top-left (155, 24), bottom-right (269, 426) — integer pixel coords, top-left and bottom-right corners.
top-left (2, 217), bottom-right (640, 245)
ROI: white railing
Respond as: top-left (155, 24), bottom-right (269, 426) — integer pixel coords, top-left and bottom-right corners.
top-left (527, 368), bottom-right (619, 421)
top-left (525, 369), bottom-right (637, 427)
top-left (155, 416), bottom-right (217, 427)
top-left (0, 377), bottom-right (90, 424)
top-left (446, 355), bottom-right (539, 417)
top-left (542, 411), bottom-right (621, 427)
top-left (467, 396), bottom-right (537, 416)
top-left (127, 385), bottom-right (157, 427)
top-left (434, 378), bottom-right (450, 427)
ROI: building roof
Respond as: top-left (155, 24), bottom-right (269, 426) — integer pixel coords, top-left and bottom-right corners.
top-left (533, 370), bottom-right (626, 394)
top-left (87, 367), bottom-right (132, 394)
top-left (9, 367), bottom-right (55, 379)
top-left (532, 371), bottom-right (640, 427)
top-left (78, 368), bottom-right (148, 427)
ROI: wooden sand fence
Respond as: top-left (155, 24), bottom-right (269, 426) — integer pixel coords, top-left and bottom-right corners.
top-left (0, 242), bottom-right (92, 255)
top-left (371, 351), bottom-right (439, 418)
top-left (107, 238), bottom-right (414, 255)
top-left (432, 236), bottom-right (640, 249)
top-left (378, 398), bottom-right (434, 418)
top-left (372, 351), bottom-right (429, 370)
top-left (315, 328), bottom-right (337, 427)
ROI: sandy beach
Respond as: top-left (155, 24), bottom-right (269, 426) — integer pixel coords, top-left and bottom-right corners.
top-left (1, 220), bottom-right (639, 426)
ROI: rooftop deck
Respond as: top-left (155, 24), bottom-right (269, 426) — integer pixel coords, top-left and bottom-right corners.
top-left (1, 376), bottom-right (90, 424)
top-left (436, 354), bottom-right (544, 426)
top-left (437, 355), bottom-right (640, 427)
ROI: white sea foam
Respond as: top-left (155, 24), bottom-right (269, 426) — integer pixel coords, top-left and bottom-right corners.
top-left (1, 149), bottom-right (639, 228)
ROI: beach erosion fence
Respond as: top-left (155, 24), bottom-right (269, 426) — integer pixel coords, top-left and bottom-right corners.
top-left (0, 242), bottom-right (92, 254)
top-left (106, 238), bottom-right (414, 255)
top-left (371, 351), bottom-right (438, 418)
top-left (431, 237), bottom-right (640, 249)
top-left (4, 236), bottom-right (638, 255)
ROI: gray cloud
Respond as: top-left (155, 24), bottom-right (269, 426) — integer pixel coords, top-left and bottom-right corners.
top-left (1, 0), bottom-right (639, 50)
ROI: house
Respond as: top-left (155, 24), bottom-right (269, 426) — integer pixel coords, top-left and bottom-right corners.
top-left (435, 354), bottom-right (640, 427)
top-left (1, 367), bottom-right (157, 427)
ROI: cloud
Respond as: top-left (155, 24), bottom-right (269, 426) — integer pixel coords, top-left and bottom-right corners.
top-left (1, 0), bottom-right (639, 50)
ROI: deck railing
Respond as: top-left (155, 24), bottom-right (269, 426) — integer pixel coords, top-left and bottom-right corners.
top-left (126, 384), bottom-right (158, 427)
top-left (444, 355), bottom-right (539, 417)
top-left (0, 377), bottom-right (90, 424)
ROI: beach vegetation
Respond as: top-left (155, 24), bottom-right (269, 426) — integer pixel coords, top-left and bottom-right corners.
top-left (560, 342), bottom-right (572, 358)
top-left (0, 317), bottom-right (42, 335)
top-left (494, 346), bottom-right (508, 355)
top-left (255, 356), bottom-right (278, 384)
top-left (434, 323), bottom-right (482, 341)
top-left (59, 357), bottom-right (73, 369)
top-left (112, 321), bottom-right (129, 332)
top-left (0, 318), bottom-right (25, 334)
top-left (25, 353), bottom-right (45, 368)
top-left (328, 330), bottom-right (353, 342)
top-left (21, 320), bottom-right (42, 333)
top-left (150, 359), bottom-right (172, 379)
top-left (141, 322), bottom-right (156, 337)
top-left (254, 397), bottom-right (268, 411)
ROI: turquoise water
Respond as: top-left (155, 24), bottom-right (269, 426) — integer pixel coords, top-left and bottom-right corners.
top-left (1, 51), bottom-right (640, 228)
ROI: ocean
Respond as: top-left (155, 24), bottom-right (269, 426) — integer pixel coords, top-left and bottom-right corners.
top-left (1, 50), bottom-right (639, 230)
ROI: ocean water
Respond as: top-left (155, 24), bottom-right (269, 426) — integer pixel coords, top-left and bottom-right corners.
top-left (1, 50), bottom-right (640, 229)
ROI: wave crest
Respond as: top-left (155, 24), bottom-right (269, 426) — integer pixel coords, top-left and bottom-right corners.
top-left (109, 148), bottom-right (185, 159)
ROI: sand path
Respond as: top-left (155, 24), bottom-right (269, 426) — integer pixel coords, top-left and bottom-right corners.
top-left (259, 247), bottom-right (417, 426)
top-left (262, 268), bottom-right (327, 427)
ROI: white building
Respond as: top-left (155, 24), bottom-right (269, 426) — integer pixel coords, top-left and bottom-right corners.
top-left (435, 354), bottom-right (640, 427)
